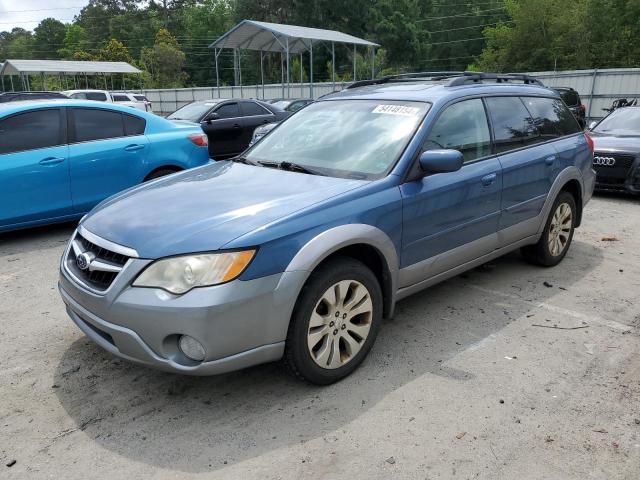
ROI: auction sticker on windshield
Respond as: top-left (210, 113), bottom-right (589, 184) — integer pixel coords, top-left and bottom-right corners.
top-left (372, 104), bottom-right (421, 116)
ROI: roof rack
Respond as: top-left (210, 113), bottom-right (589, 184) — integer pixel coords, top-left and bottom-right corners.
top-left (345, 71), bottom-right (544, 89)
top-left (446, 72), bottom-right (544, 87)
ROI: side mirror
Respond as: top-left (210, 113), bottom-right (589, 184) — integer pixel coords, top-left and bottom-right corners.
top-left (204, 112), bottom-right (219, 123)
top-left (419, 149), bottom-right (464, 174)
top-left (588, 120), bottom-right (597, 130)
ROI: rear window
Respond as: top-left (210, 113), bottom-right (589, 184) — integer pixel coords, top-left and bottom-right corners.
top-left (521, 97), bottom-right (581, 138)
top-left (0, 109), bottom-right (62, 155)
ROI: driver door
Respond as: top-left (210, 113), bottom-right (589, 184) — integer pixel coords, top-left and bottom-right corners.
top-left (399, 98), bottom-right (502, 285)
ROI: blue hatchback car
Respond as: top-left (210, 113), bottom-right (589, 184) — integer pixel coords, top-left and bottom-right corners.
top-left (0, 100), bottom-right (210, 232)
top-left (59, 73), bottom-right (596, 384)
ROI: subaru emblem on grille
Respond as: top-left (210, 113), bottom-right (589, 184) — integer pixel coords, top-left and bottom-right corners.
top-left (593, 156), bottom-right (616, 166)
top-left (76, 252), bottom-right (95, 271)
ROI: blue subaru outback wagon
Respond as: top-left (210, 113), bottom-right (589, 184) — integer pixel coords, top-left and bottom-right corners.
top-left (59, 73), bottom-right (596, 384)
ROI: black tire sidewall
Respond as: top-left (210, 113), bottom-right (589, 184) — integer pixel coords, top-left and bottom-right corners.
top-left (285, 257), bottom-right (383, 385)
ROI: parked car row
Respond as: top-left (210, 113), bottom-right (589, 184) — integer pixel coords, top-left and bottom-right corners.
top-left (63, 90), bottom-right (153, 112)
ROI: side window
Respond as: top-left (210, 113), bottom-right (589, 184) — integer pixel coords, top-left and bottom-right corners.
top-left (485, 97), bottom-right (538, 153)
top-left (73, 108), bottom-right (124, 142)
top-left (522, 96), bottom-right (581, 138)
top-left (86, 92), bottom-right (108, 101)
top-left (123, 114), bottom-right (146, 136)
top-left (70, 93), bottom-right (85, 99)
top-left (423, 98), bottom-right (491, 163)
top-left (241, 101), bottom-right (270, 116)
top-left (214, 103), bottom-right (240, 119)
top-left (0, 109), bottom-right (62, 155)
top-left (112, 94), bottom-right (129, 102)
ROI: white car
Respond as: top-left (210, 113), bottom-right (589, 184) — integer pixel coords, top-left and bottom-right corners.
top-left (62, 90), bottom-right (152, 112)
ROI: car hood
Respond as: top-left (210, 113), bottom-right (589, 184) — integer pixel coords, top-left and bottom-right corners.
top-left (591, 133), bottom-right (640, 153)
top-left (82, 162), bottom-right (366, 258)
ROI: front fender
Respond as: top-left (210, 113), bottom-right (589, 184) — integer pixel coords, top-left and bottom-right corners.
top-left (283, 224), bottom-right (400, 318)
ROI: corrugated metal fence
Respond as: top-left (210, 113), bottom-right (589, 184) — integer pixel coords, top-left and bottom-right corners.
top-left (141, 82), bottom-right (349, 116)
top-left (142, 69), bottom-right (640, 119)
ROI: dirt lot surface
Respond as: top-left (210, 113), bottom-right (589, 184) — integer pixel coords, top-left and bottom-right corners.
top-left (1, 193), bottom-right (639, 480)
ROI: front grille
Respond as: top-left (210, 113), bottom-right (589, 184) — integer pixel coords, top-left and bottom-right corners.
top-left (593, 152), bottom-right (636, 181)
top-left (65, 231), bottom-right (131, 292)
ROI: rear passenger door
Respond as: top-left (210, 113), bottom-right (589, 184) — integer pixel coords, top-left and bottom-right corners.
top-left (485, 96), bottom-right (560, 239)
top-left (68, 107), bottom-right (149, 213)
top-left (400, 98), bottom-right (502, 284)
top-left (239, 101), bottom-right (275, 146)
top-left (201, 102), bottom-right (244, 158)
top-left (0, 108), bottom-right (71, 226)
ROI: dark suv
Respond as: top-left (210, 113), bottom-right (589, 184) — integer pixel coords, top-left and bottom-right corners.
top-left (553, 87), bottom-right (586, 128)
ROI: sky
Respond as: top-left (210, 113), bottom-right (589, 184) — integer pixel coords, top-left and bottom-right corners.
top-left (0, 0), bottom-right (89, 32)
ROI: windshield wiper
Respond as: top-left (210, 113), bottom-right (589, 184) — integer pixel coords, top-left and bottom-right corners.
top-left (231, 155), bottom-right (260, 166)
top-left (258, 160), bottom-right (325, 176)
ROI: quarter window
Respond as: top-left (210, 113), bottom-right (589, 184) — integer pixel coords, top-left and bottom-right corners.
top-left (424, 99), bottom-right (491, 162)
top-left (214, 103), bottom-right (240, 119)
top-left (485, 97), bottom-right (538, 153)
top-left (521, 96), bottom-right (581, 137)
top-left (0, 109), bottom-right (62, 155)
top-left (73, 108), bottom-right (124, 142)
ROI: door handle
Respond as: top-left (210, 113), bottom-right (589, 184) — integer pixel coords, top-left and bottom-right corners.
top-left (481, 173), bottom-right (497, 186)
top-left (545, 155), bottom-right (556, 165)
top-left (232, 124), bottom-right (242, 129)
top-left (262, 120), bottom-right (269, 124)
top-left (124, 144), bottom-right (145, 152)
top-left (39, 157), bottom-right (64, 166)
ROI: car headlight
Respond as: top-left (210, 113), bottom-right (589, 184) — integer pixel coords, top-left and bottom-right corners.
top-left (132, 250), bottom-right (256, 294)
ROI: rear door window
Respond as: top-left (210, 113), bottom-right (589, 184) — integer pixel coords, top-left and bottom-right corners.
top-left (112, 94), bottom-right (130, 102)
top-left (72, 108), bottom-right (124, 142)
top-left (240, 101), bottom-right (271, 116)
top-left (521, 96), bottom-right (581, 137)
top-left (0, 109), bottom-right (63, 155)
top-left (485, 97), bottom-right (539, 153)
top-left (423, 98), bottom-right (491, 162)
top-left (123, 114), bottom-right (146, 136)
top-left (214, 103), bottom-right (240, 119)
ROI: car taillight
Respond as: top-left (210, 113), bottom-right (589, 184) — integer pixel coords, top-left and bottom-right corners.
top-left (188, 133), bottom-right (208, 147)
top-left (579, 104), bottom-right (586, 114)
top-left (584, 131), bottom-right (594, 154)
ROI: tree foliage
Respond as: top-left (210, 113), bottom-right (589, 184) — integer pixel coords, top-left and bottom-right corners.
top-left (3, 0), bottom-right (640, 89)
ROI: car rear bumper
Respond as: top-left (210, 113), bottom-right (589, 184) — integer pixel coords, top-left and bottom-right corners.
top-left (59, 259), bottom-right (307, 375)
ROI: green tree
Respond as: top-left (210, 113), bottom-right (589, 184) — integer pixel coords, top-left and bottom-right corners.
top-left (140, 28), bottom-right (187, 87)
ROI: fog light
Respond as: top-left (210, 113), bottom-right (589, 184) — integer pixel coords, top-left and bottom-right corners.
top-left (178, 335), bottom-right (206, 361)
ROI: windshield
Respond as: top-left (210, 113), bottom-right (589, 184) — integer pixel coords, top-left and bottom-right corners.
top-left (272, 100), bottom-right (291, 109)
top-left (168, 102), bottom-right (217, 122)
top-left (593, 108), bottom-right (640, 135)
top-left (245, 100), bottom-right (430, 179)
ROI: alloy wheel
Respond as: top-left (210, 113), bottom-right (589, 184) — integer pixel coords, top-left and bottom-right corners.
top-left (306, 280), bottom-right (373, 369)
top-left (548, 202), bottom-right (573, 256)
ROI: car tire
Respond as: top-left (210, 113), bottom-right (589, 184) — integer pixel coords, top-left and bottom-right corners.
top-left (521, 191), bottom-right (576, 267)
top-left (284, 256), bottom-right (382, 385)
top-left (144, 168), bottom-right (179, 181)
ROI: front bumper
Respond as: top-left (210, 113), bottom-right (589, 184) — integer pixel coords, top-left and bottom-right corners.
top-left (594, 155), bottom-right (640, 195)
top-left (59, 252), bottom-right (307, 375)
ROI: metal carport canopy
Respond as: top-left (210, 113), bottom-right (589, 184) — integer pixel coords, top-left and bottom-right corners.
top-left (208, 20), bottom-right (379, 99)
top-left (208, 20), bottom-right (378, 53)
top-left (0, 59), bottom-right (141, 76)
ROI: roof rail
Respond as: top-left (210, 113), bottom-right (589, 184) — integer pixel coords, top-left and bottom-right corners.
top-left (346, 71), bottom-right (464, 89)
top-left (345, 71), bottom-right (544, 90)
top-left (446, 72), bottom-right (544, 87)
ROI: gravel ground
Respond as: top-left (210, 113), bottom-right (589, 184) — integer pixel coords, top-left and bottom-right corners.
top-left (1, 193), bottom-right (639, 480)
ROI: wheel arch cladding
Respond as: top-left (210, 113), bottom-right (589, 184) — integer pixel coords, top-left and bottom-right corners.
top-left (560, 179), bottom-right (583, 227)
top-left (285, 224), bottom-right (399, 319)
